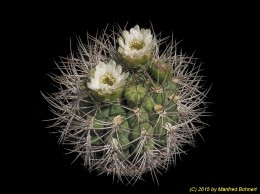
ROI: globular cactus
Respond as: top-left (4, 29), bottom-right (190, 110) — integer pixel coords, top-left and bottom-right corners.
top-left (43, 24), bottom-right (209, 184)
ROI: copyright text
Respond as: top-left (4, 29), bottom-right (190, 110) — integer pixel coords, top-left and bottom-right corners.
top-left (189, 187), bottom-right (257, 192)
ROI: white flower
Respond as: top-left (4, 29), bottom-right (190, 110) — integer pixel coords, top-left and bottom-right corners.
top-left (118, 25), bottom-right (156, 59)
top-left (87, 60), bottom-right (129, 94)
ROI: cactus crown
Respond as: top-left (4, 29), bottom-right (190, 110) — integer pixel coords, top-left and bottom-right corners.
top-left (42, 24), bottom-right (209, 185)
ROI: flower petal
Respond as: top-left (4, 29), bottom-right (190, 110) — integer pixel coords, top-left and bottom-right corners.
top-left (87, 60), bottom-right (129, 95)
top-left (115, 64), bottom-right (122, 75)
top-left (118, 25), bottom-right (156, 59)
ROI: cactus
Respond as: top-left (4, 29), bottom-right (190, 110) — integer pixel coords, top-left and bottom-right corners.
top-left (42, 24), bottom-right (209, 185)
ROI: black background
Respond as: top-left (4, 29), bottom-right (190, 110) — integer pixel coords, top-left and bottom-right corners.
top-left (10, 2), bottom-right (259, 193)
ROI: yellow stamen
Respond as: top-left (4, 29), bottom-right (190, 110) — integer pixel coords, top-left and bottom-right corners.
top-left (129, 40), bottom-right (145, 50)
top-left (99, 73), bottom-right (116, 86)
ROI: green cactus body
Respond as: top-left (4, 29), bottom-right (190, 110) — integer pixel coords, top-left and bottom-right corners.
top-left (130, 123), bottom-right (153, 141)
top-left (91, 135), bottom-right (103, 146)
top-left (154, 119), bottom-right (167, 136)
top-left (96, 106), bottom-right (110, 119)
top-left (91, 120), bottom-right (105, 136)
top-left (80, 73), bottom-right (181, 181)
top-left (118, 134), bottom-right (131, 151)
top-left (152, 92), bottom-right (169, 105)
top-left (120, 52), bottom-right (152, 68)
top-left (109, 104), bottom-right (126, 117)
top-left (126, 74), bottom-right (146, 87)
top-left (124, 85), bottom-right (147, 108)
top-left (163, 81), bottom-right (178, 98)
top-left (91, 87), bottom-right (124, 102)
top-left (44, 24), bottom-right (208, 185)
top-left (126, 107), bottom-right (149, 128)
top-left (142, 96), bottom-right (155, 112)
top-left (129, 122), bottom-right (154, 155)
top-left (151, 61), bottom-right (173, 83)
